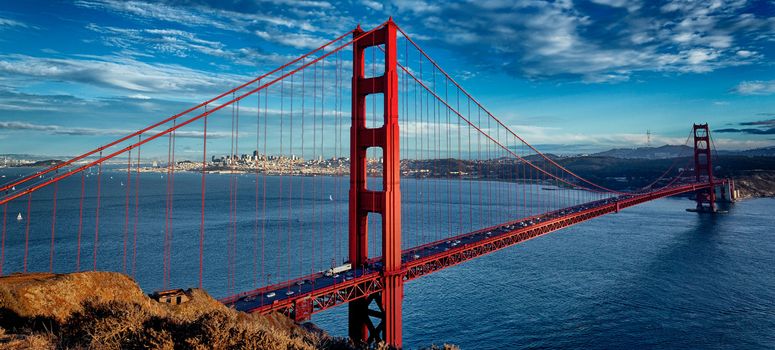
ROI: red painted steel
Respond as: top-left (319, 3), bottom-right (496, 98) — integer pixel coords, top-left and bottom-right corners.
top-left (225, 182), bottom-right (725, 316)
top-left (402, 183), bottom-right (717, 280)
top-left (230, 272), bottom-right (383, 315)
top-left (693, 124), bottom-right (716, 212)
top-left (349, 19), bottom-right (403, 347)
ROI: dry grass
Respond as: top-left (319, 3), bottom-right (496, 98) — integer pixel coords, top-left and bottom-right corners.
top-left (0, 272), bottom-right (458, 349)
top-left (0, 272), bottom-right (327, 349)
top-left (0, 272), bottom-right (162, 324)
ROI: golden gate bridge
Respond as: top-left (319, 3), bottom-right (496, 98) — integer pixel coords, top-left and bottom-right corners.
top-left (0, 19), bottom-right (735, 347)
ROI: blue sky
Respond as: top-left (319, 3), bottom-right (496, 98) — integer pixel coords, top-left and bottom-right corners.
top-left (0, 0), bottom-right (773, 156)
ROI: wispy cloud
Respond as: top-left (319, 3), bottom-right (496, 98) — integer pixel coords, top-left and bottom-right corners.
top-left (732, 80), bottom-right (775, 95)
top-left (0, 17), bottom-right (35, 29)
top-left (0, 54), bottom-right (242, 94)
top-left (255, 30), bottom-right (329, 50)
top-left (85, 22), bottom-right (301, 68)
top-left (86, 24), bottom-right (229, 58)
top-left (715, 118), bottom-right (775, 135)
top-left (0, 120), bottom-right (228, 138)
top-left (715, 127), bottom-right (775, 135)
top-left (75, 0), bottom-right (347, 35)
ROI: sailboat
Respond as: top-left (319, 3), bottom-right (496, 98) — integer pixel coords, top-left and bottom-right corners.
top-left (11, 186), bottom-right (15, 191)
top-left (329, 194), bottom-right (333, 201)
top-left (16, 213), bottom-right (22, 221)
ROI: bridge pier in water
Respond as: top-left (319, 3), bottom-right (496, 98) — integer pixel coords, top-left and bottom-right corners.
top-left (348, 19), bottom-right (403, 347)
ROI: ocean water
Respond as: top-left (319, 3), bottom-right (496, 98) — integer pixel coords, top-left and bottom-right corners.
top-left (1, 168), bottom-right (773, 349)
top-left (315, 195), bottom-right (775, 349)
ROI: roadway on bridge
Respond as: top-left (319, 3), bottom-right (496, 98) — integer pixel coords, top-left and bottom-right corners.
top-left (225, 192), bottom-right (631, 313)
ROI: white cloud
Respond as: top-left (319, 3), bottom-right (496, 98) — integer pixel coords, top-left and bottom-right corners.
top-left (395, 0), bottom-right (765, 82)
top-left (254, 0), bottom-right (333, 9)
top-left (75, 0), bottom-right (343, 34)
top-left (0, 17), bottom-right (36, 29)
top-left (732, 80), bottom-right (775, 95)
top-left (735, 50), bottom-right (754, 57)
top-left (86, 24), bottom-right (230, 59)
top-left (0, 120), bottom-right (229, 138)
top-left (391, 0), bottom-right (441, 14)
top-left (362, 0), bottom-right (384, 11)
top-left (255, 30), bottom-right (329, 50)
top-left (0, 54), bottom-right (243, 94)
top-left (589, 0), bottom-right (641, 12)
top-left (686, 48), bottom-right (718, 65)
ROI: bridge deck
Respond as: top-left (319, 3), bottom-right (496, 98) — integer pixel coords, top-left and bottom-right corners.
top-left (223, 182), bottom-right (716, 319)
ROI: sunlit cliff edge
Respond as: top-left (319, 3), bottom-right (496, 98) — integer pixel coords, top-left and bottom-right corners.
top-left (0, 271), bottom-right (458, 349)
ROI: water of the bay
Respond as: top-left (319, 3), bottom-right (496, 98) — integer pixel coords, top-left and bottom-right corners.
top-left (1, 168), bottom-right (773, 349)
top-left (316, 189), bottom-right (775, 349)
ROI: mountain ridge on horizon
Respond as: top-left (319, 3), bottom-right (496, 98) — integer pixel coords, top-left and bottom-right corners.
top-left (589, 144), bottom-right (775, 159)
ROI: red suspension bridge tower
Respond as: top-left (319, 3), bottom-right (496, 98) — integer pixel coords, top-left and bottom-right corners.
top-left (692, 123), bottom-right (716, 213)
top-left (349, 19), bottom-right (403, 345)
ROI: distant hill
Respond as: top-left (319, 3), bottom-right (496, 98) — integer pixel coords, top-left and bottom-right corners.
top-left (591, 145), bottom-right (693, 159)
top-left (591, 145), bottom-right (775, 159)
top-left (735, 146), bottom-right (775, 157)
top-left (16, 159), bottom-right (64, 167)
top-left (0, 154), bottom-right (70, 161)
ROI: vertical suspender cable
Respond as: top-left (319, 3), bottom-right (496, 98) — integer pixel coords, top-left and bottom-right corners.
top-left (300, 58), bottom-right (306, 279)
top-left (93, 153), bottom-right (103, 271)
top-left (23, 193), bottom-right (31, 272)
top-left (164, 123), bottom-right (173, 287)
top-left (123, 150), bottom-right (131, 273)
top-left (287, 71), bottom-right (294, 290)
top-left (253, 83), bottom-right (259, 288)
top-left (132, 136), bottom-right (141, 277)
top-left (261, 83), bottom-right (268, 292)
top-left (0, 204), bottom-right (5, 276)
top-left (200, 105), bottom-right (208, 289)
top-left (49, 182), bottom-right (58, 272)
top-left (77, 171), bottom-right (85, 271)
